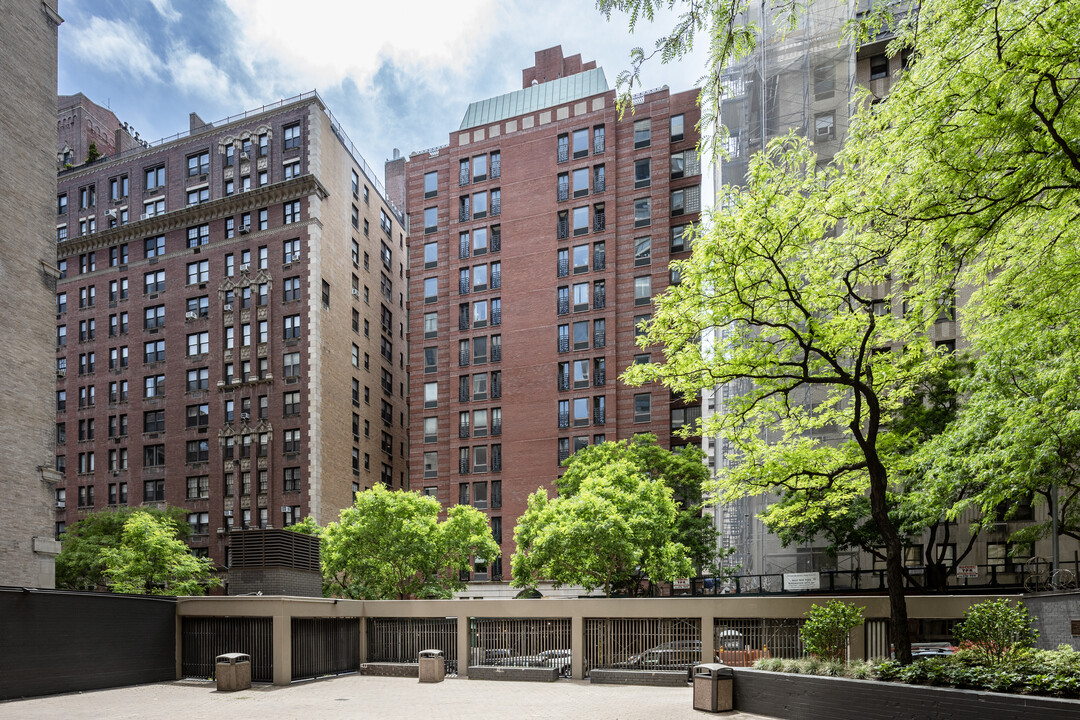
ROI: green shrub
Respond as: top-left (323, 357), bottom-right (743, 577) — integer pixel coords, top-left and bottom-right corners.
top-left (800, 600), bottom-right (865, 662)
top-left (822, 660), bottom-right (845, 677)
top-left (955, 598), bottom-right (1038, 665)
top-left (871, 658), bottom-right (901, 681)
top-left (802, 658), bottom-right (822, 675)
top-left (755, 657), bottom-right (784, 672)
top-left (847, 659), bottom-right (872, 680)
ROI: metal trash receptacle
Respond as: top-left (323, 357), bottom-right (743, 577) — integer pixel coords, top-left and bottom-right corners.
top-left (419, 649), bottom-right (446, 683)
top-left (692, 663), bottom-right (733, 712)
top-left (216, 653), bottom-right (252, 691)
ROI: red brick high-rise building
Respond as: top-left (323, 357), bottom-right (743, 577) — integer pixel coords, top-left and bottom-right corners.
top-left (53, 93), bottom-right (410, 572)
top-left (394, 47), bottom-right (702, 586)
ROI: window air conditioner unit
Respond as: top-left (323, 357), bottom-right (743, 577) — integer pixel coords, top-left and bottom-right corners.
top-left (240, 413), bottom-right (250, 421)
top-left (352, 289), bottom-right (360, 298)
top-left (56, 501), bottom-right (65, 509)
top-left (216, 527), bottom-right (226, 534)
top-left (239, 225), bottom-right (250, 234)
top-left (105, 209), bottom-right (117, 218)
top-left (224, 510), bottom-right (233, 517)
top-left (56, 369), bottom-right (65, 378)
top-left (185, 311), bottom-right (198, 321)
top-left (140, 213), bottom-right (149, 220)
top-left (239, 263), bottom-right (250, 272)
top-left (292, 251), bottom-right (301, 261)
top-left (280, 505), bottom-right (290, 513)
top-left (240, 151), bottom-right (249, 161)
top-left (223, 303), bottom-right (233, 312)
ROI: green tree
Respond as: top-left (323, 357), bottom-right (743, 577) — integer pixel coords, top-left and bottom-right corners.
top-left (320, 485), bottom-right (499, 599)
top-left (556, 434), bottom-right (727, 580)
top-left (86, 141), bottom-right (100, 163)
top-left (512, 455), bottom-right (692, 596)
top-left (56, 506), bottom-right (190, 591)
top-left (801, 600), bottom-right (865, 663)
top-left (101, 511), bottom-right (219, 595)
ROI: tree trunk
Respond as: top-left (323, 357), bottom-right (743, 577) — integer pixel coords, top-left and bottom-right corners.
top-left (868, 464), bottom-right (912, 664)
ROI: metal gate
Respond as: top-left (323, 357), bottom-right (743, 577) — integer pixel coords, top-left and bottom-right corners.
top-left (366, 617), bottom-right (459, 676)
top-left (181, 616), bottom-right (273, 682)
top-left (471, 618), bottom-right (572, 675)
top-left (583, 618), bottom-right (700, 676)
top-left (291, 617), bottom-right (360, 680)
top-left (865, 619), bottom-right (890, 660)
top-left (714, 618), bottom-right (804, 664)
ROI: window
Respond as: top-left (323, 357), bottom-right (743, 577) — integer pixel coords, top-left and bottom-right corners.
top-left (473, 191), bottom-right (488, 219)
top-left (185, 404), bottom-right (209, 428)
top-left (424, 278), bottom-right (438, 303)
top-left (187, 296), bottom-right (209, 318)
top-left (144, 305), bottom-right (165, 330)
top-left (634, 393), bottom-right (652, 423)
top-left (145, 165), bottom-right (165, 190)
top-left (813, 64), bottom-right (835, 100)
top-left (634, 237), bottom-right (652, 266)
top-left (572, 167), bottom-right (589, 198)
top-left (869, 53), bottom-right (888, 80)
top-left (283, 429), bottom-right (301, 454)
top-left (670, 114), bottom-right (685, 142)
top-left (573, 321), bottom-right (589, 350)
top-left (187, 367), bottom-right (209, 391)
top-left (572, 128), bottom-right (589, 159)
top-left (144, 374), bottom-right (165, 398)
top-left (143, 340), bottom-right (165, 363)
top-left (424, 207), bottom-right (438, 233)
top-left (145, 235), bottom-right (165, 258)
top-left (573, 282), bottom-right (589, 312)
top-left (671, 224), bottom-right (689, 252)
top-left (143, 479), bottom-right (165, 501)
top-left (283, 315), bottom-right (301, 340)
top-left (186, 439), bottom-right (209, 463)
top-left (423, 311), bottom-right (438, 339)
top-left (284, 200), bottom-right (300, 224)
top-left (634, 198), bottom-right (651, 227)
top-left (283, 276), bottom-right (301, 302)
top-left (187, 151), bottom-right (210, 177)
top-left (634, 118), bottom-right (651, 148)
top-left (187, 260), bottom-right (209, 285)
top-left (634, 158), bottom-right (651, 188)
top-left (185, 332), bottom-right (208, 357)
top-left (284, 123), bottom-right (301, 150)
top-left (424, 381), bottom-right (438, 408)
top-left (322, 280), bottom-right (331, 308)
top-left (634, 276), bottom-right (652, 306)
top-left (557, 133), bottom-right (569, 163)
top-left (187, 187), bottom-right (209, 206)
top-left (472, 373), bottom-right (488, 401)
top-left (573, 206), bottom-right (589, 236)
top-left (283, 352), bottom-right (300, 378)
top-left (144, 270), bottom-right (165, 294)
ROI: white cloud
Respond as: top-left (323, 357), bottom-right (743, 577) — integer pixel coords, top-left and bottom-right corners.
top-left (65, 16), bottom-right (162, 82)
top-left (166, 46), bottom-right (248, 105)
top-left (221, 0), bottom-right (500, 96)
top-left (148, 0), bottom-right (182, 23)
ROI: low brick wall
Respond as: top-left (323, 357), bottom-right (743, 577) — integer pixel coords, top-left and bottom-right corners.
top-left (1024, 592), bottom-right (1080, 651)
top-left (589, 669), bottom-right (688, 687)
top-left (467, 665), bottom-right (560, 682)
top-left (731, 668), bottom-right (1080, 720)
top-left (360, 663), bottom-right (418, 678)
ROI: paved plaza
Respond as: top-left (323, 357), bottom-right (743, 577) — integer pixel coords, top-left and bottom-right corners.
top-left (0, 675), bottom-right (771, 720)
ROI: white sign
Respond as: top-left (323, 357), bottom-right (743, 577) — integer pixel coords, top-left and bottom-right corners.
top-left (957, 565), bottom-right (979, 578)
top-left (783, 572), bottom-right (821, 591)
top-left (673, 578), bottom-right (691, 590)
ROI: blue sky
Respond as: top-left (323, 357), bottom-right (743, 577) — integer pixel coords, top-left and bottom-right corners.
top-left (58, 0), bottom-right (707, 172)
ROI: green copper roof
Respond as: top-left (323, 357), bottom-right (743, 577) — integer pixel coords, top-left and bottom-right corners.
top-left (459, 68), bottom-right (609, 131)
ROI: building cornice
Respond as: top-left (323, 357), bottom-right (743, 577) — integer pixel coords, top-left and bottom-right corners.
top-left (56, 174), bottom-right (328, 256)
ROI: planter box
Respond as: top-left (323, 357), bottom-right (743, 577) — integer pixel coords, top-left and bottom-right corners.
top-left (732, 668), bottom-right (1080, 720)
top-left (360, 663), bottom-right (418, 678)
top-left (589, 669), bottom-right (688, 687)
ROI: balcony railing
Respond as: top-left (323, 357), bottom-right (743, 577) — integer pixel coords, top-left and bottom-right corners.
top-left (594, 249), bottom-right (606, 270)
top-left (558, 337), bottom-right (569, 353)
top-left (491, 345), bottom-right (501, 362)
top-left (492, 451), bottom-right (502, 472)
top-left (459, 238), bottom-right (470, 259)
top-left (557, 298), bottom-right (569, 315)
top-left (593, 214), bottom-right (606, 232)
top-left (595, 367), bottom-right (606, 386)
top-left (492, 308), bottom-right (501, 326)
top-left (491, 158), bottom-right (500, 179)
top-left (558, 373), bottom-right (570, 392)
top-left (558, 447), bottom-right (570, 463)
top-left (459, 278), bottom-right (470, 295)
top-left (492, 269), bottom-right (501, 289)
top-left (491, 197), bottom-right (501, 216)
top-left (459, 315), bottom-right (470, 331)
top-left (459, 424), bottom-right (470, 439)
top-left (459, 386), bottom-right (469, 402)
top-left (459, 205), bottom-right (470, 222)
top-left (594, 408), bottom-right (606, 425)
top-left (594, 135), bottom-right (605, 154)
top-left (594, 330), bottom-right (606, 347)
top-left (459, 349), bottom-right (470, 366)
top-left (491, 422), bottom-right (501, 436)
top-left (558, 411), bottom-right (569, 428)
top-left (557, 258), bottom-right (569, 277)
top-left (594, 289), bottom-right (605, 309)
top-left (557, 220), bottom-right (569, 239)
top-left (594, 176), bottom-right (605, 193)
top-left (557, 146), bottom-right (568, 163)
top-left (557, 184), bottom-right (569, 202)
top-left (491, 231), bottom-right (501, 252)
top-left (459, 459), bottom-right (470, 474)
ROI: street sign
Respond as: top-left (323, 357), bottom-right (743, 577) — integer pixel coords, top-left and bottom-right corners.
top-left (673, 578), bottom-right (691, 590)
top-left (957, 565), bottom-right (979, 578)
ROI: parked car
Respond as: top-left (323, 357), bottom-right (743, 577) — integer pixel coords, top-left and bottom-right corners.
top-left (615, 641), bottom-right (702, 672)
top-left (911, 642), bottom-right (957, 660)
top-left (502, 649), bottom-right (573, 677)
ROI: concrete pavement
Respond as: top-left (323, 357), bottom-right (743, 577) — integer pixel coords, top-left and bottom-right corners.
top-left (0, 674), bottom-right (774, 720)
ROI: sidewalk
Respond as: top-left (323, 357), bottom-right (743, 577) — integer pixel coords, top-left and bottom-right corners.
top-left (0, 675), bottom-right (773, 720)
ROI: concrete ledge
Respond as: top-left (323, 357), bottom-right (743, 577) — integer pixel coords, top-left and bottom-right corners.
top-left (468, 665), bottom-right (560, 682)
top-left (360, 663), bottom-right (419, 678)
top-left (589, 669), bottom-right (689, 687)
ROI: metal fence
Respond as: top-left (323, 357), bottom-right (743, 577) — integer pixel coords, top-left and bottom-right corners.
top-left (291, 618), bottom-right (360, 681)
top-left (583, 617), bottom-right (701, 676)
top-left (181, 616), bottom-right (273, 682)
top-left (367, 617), bottom-right (459, 676)
top-left (471, 618), bottom-right (572, 676)
top-left (714, 618), bottom-right (805, 664)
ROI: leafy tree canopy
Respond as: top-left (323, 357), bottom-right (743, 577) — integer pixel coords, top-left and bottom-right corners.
top-left (56, 506), bottom-right (190, 591)
top-left (101, 511), bottom-right (218, 596)
top-left (512, 452), bottom-right (692, 596)
top-left (320, 485), bottom-right (499, 600)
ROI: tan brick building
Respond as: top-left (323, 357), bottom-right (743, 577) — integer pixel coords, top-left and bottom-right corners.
top-left (0, 0), bottom-right (65, 587)
top-left (53, 93), bottom-right (409, 573)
